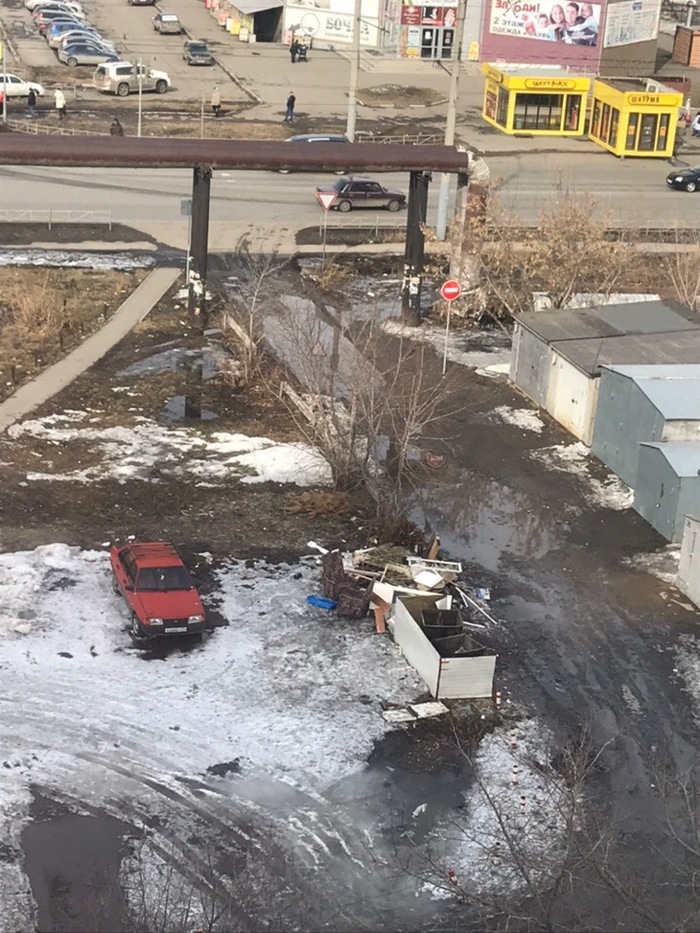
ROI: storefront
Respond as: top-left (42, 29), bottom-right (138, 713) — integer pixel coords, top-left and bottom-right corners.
top-left (589, 79), bottom-right (683, 158)
top-left (481, 65), bottom-right (590, 135)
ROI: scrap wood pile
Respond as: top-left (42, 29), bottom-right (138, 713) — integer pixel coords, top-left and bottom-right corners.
top-left (313, 536), bottom-right (495, 638)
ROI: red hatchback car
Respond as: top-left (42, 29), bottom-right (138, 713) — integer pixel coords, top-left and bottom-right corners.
top-left (110, 542), bottom-right (206, 640)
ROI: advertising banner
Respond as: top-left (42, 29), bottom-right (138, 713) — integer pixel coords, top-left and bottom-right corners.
top-left (489, 0), bottom-right (601, 46)
top-left (603, 0), bottom-right (661, 47)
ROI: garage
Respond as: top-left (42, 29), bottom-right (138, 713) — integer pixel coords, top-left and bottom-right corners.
top-left (634, 442), bottom-right (700, 542)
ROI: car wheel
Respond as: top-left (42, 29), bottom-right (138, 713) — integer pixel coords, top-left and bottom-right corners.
top-left (130, 614), bottom-right (142, 639)
top-left (67, 57), bottom-right (78, 67)
top-left (387, 199), bottom-right (401, 212)
top-left (117, 82), bottom-right (130, 97)
top-left (686, 180), bottom-right (697, 192)
top-left (155, 80), bottom-right (167, 94)
top-left (337, 200), bottom-right (352, 212)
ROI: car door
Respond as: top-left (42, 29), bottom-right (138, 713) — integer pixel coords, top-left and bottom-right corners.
top-left (4, 76), bottom-right (22, 97)
top-left (365, 181), bottom-right (386, 208)
top-left (348, 181), bottom-right (368, 207)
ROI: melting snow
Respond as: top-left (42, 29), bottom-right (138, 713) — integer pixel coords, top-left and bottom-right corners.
top-left (530, 442), bottom-right (634, 511)
top-left (0, 250), bottom-right (155, 270)
top-left (8, 412), bottom-right (332, 487)
top-left (494, 406), bottom-right (544, 433)
top-left (623, 545), bottom-right (681, 584)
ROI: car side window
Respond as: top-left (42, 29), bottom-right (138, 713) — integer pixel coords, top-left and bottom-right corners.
top-left (367, 183), bottom-right (382, 193)
top-left (349, 183), bottom-right (365, 193)
top-left (121, 550), bottom-right (137, 583)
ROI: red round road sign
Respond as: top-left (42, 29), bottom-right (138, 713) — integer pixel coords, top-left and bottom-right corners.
top-left (440, 279), bottom-right (462, 302)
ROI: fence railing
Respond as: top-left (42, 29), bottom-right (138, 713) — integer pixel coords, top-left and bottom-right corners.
top-left (355, 132), bottom-right (442, 145)
top-left (0, 209), bottom-right (113, 229)
top-left (6, 118), bottom-right (110, 137)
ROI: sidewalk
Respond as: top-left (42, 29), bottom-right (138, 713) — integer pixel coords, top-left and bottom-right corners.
top-left (0, 265), bottom-right (180, 433)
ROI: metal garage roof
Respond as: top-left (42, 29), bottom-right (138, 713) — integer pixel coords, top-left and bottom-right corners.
top-left (600, 364), bottom-right (700, 420)
top-left (516, 300), bottom-right (698, 342)
top-left (639, 441), bottom-right (700, 476)
top-left (552, 331), bottom-right (700, 376)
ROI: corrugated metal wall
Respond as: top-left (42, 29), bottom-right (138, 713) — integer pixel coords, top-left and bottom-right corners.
top-left (678, 516), bottom-right (700, 608)
top-left (546, 355), bottom-right (599, 445)
top-left (632, 447), bottom-right (698, 542)
top-left (510, 326), bottom-right (551, 408)
top-left (591, 369), bottom-right (663, 486)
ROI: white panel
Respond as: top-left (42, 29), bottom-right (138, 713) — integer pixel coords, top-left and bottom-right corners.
top-left (547, 356), bottom-right (598, 445)
top-left (436, 655), bottom-right (496, 699)
top-left (678, 516), bottom-right (700, 608)
top-left (392, 599), bottom-right (440, 696)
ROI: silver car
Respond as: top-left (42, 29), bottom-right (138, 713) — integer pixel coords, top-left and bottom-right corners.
top-left (58, 41), bottom-right (119, 66)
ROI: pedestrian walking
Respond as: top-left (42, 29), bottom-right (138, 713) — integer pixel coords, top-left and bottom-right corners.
top-left (54, 88), bottom-right (66, 121)
top-left (691, 112), bottom-right (700, 138)
top-left (290, 39), bottom-right (298, 63)
top-left (27, 88), bottom-right (37, 119)
top-left (284, 91), bottom-right (296, 123)
top-left (211, 86), bottom-right (221, 118)
top-left (110, 117), bottom-right (124, 136)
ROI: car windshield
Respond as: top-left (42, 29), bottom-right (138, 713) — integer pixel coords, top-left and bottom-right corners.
top-left (332, 178), bottom-right (349, 192)
top-left (136, 566), bottom-right (193, 592)
top-left (189, 43), bottom-right (208, 52)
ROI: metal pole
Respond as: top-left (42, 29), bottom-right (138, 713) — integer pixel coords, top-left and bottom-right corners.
top-left (442, 303), bottom-right (451, 375)
top-left (435, 0), bottom-right (468, 240)
top-left (200, 95), bottom-right (205, 138)
top-left (1, 42), bottom-right (6, 126)
top-left (686, 1), bottom-right (697, 27)
top-left (322, 209), bottom-right (328, 263)
top-left (188, 165), bottom-right (212, 333)
top-left (137, 58), bottom-right (143, 138)
top-left (401, 170), bottom-right (430, 325)
top-left (345, 0), bottom-right (362, 142)
top-left (185, 209), bottom-right (192, 284)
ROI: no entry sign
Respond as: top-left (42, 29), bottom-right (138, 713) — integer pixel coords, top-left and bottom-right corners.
top-left (440, 279), bottom-right (462, 302)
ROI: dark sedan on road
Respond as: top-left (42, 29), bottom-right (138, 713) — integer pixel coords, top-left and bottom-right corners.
top-left (666, 165), bottom-right (700, 192)
top-left (183, 40), bottom-right (214, 65)
top-left (316, 176), bottom-right (406, 212)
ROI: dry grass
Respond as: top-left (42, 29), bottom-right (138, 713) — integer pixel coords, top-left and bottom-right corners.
top-left (0, 268), bottom-right (148, 402)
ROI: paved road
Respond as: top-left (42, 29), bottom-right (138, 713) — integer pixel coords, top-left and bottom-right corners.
top-left (0, 155), bottom-right (696, 240)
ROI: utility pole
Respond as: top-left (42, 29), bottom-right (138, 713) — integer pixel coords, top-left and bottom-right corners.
top-left (137, 58), bottom-right (143, 138)
top-left (435, 0), bottom-right (468, 240)
top-left (345, 0), bottom-right (362, 142)
top-left (1, 41), bottom-right (6, 126)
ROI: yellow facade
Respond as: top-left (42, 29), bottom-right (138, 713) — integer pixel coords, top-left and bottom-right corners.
top-left (589, 80), bottom-right (683, 158)
top-left (481, 64), bottom-right (590, 136)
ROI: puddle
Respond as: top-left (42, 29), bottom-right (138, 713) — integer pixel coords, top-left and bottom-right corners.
top-left (21, 793), bottom-right (130, 932)
top-left (118, 342), bottom-right (230, 380)
top-left (161, 395), bottom-right (218, 422)
top-left (411, 470), bottom-right (561, 573)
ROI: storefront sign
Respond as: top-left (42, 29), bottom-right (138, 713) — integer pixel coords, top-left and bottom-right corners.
top-left (401, 4), bottom-right (422, 23)
top-left (628, 92), bottom-right (679, 106)
top-left (489, 0), bottom-right (601, 47)
top-left (523, 77), bottom-right (577, 88)
top-left (285, 1), bottom-right (380, 45)
top-left (603, 0), bottom-right (661, 49)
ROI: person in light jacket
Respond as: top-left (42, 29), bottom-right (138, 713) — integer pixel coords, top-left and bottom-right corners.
top-left (211, 86), bottom-right (221, 118)
top-left (54, 88), bottom-right (66, 120)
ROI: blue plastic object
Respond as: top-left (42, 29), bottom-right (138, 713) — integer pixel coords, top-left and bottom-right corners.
top-left (307, 595), bottom-right (337, 610)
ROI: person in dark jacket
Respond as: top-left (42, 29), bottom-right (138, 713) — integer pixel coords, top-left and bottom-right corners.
top-left (110, 117), bottom-right (124, 136)
top-left (284, 91), bottom-right (296, 123)
top-left (290, 39), bottom-right (299, 63)
top-left (27, 88), bottom-right (37, 119)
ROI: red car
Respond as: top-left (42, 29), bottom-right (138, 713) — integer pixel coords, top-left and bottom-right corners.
top-left (110, 541), bottom-right (206, 640)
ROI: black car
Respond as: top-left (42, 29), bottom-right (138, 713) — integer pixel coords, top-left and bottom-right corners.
top-left (666, 165), bottom-right (700, 192)
top-left (316, 176), bottom-right (406, 212)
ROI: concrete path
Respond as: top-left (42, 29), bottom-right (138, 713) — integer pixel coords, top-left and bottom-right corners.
top-left (0, 265), bottom-right (181, 434)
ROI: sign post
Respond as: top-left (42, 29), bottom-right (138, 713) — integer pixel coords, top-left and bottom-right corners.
top-left (0, 42), bottom-right (5, 127)
top-left (315, 190), bottom-right (337, 263)
top-left (440, 278), bottom-right (462, 376)
top-left (181, 197), bottom-right (192, 282)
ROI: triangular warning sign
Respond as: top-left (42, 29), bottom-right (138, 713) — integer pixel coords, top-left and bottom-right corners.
top-left (316, 191), bottom-right (337, 211)
top-left (311, 340), bottom-right (326, 357)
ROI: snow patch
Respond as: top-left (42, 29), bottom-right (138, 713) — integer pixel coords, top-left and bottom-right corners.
top-left (494, 406), bottom-right (544, 433)
top-left (622, 545), bottom-right (681, 584)
top-left (530, 442), bottom-right (633, 510)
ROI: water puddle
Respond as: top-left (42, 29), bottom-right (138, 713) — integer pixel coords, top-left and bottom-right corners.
top-left (118, 341), bottom-right (230, 379)
top-left (22, 793), bottom-right (129, 932)
top-left (411, 469), bottom-right (560, 573)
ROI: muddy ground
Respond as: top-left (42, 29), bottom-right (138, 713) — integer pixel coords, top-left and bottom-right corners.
top-left (1, 236), bottom-right (699, 930)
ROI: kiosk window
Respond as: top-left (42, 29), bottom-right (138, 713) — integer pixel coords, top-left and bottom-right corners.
top-left (565, 95), bottom-right (581, 131)
top-left (639, 113), bottom-right (657, 151)
top-left (591, 99), bottom-right (602, 138)
top-left (601, 103), bottom-right (611, 140)
top-left (514, 93), bottom-right (563, 131)
top-left (496, 87), bottom-right (508, 126)
top-left (608, 107), bottom-right (619, 147)
top-left (626, 114), bottom-right (638, 150)
top-left (485, 89), bottom-right (497, 120)
top-left (657, 113), bottom-right (669, 150)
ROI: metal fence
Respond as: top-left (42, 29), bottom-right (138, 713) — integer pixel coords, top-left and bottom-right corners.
top-left (6, 118), bottom-right (109, 137)
top-left (355, 132), bottom-right (442, 145)
top-left (0, 209), bottom-right (113, 230)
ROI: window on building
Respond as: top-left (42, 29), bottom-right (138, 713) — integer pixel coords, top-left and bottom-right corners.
top-left (626, 114), bottom-right (638, 150)
top-left (657, 113), bottom-right (670, 150)
top-left (496, 86), bottom-right (508, 126)
top-left (591, 99), bottom-right (602, 138)
top-left (564, 94), bottom-right (581, 131)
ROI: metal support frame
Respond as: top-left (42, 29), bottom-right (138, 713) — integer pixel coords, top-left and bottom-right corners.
top-left (401, 170), bottom-right (431, 326)
top-left (188, 164), bottom-right (212, 333)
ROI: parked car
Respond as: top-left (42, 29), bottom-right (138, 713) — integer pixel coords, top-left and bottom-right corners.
top-left (666, 166), bottom-right (700, 192)
top-left (93, 60), bottom-right (170, 95)
top-left (183, 39), bottom-right (214, 65)
top-left (110, 541), bottom-right (207, 641)
top-left (47, 21), bottom-right (104, 47)
top-left (25, 0), bottom-right (83, 12)
top-left (315, 176), bottom-right (406, 212)
top-left (153, 12), bottom-right (183, 34)
top-left (55, 29), bottom-right (115, 52)
top-left (59, 42), bottom-right (119, 66)
top-left (31, 1), bottom-right (85, 18)
top-left (278, 133), bottom-right (349, 174)
top-left (0, 74), bottom-right (45, 98)
top-left (33, 5), bottom-right (86, 25)
top-left (35, 10), bottom-right (85, 34)
top-left (127, 0), bottom-right (155, 5)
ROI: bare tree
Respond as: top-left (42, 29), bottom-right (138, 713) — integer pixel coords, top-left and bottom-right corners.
top-left (663, 235), bottom-right (700, 312)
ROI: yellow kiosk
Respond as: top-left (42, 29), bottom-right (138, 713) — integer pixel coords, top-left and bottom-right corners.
top-left (589, 79), bottom-right (683, 158)
top-left (482, 64), bottom-right (590, 136)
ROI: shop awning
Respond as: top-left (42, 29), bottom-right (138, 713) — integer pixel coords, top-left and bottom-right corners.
top-left (233, 0), bottom-right (283, 13)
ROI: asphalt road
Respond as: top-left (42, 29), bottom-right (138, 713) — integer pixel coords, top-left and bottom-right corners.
top-left (0, 155), bottom-right (697, 234)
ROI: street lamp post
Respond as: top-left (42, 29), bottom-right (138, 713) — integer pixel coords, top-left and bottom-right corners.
top-left (137, 58), bottom-right (143, 137)
top-left (1, 41), bottom-right (6, 127)
top-left (345, 0), bottom-right (362, 142)
top-left (435, 0), bottom-right (468, 241)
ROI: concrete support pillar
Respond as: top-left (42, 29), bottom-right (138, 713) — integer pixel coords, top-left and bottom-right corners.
top-left (401, 170), bottom-right (431, 326)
